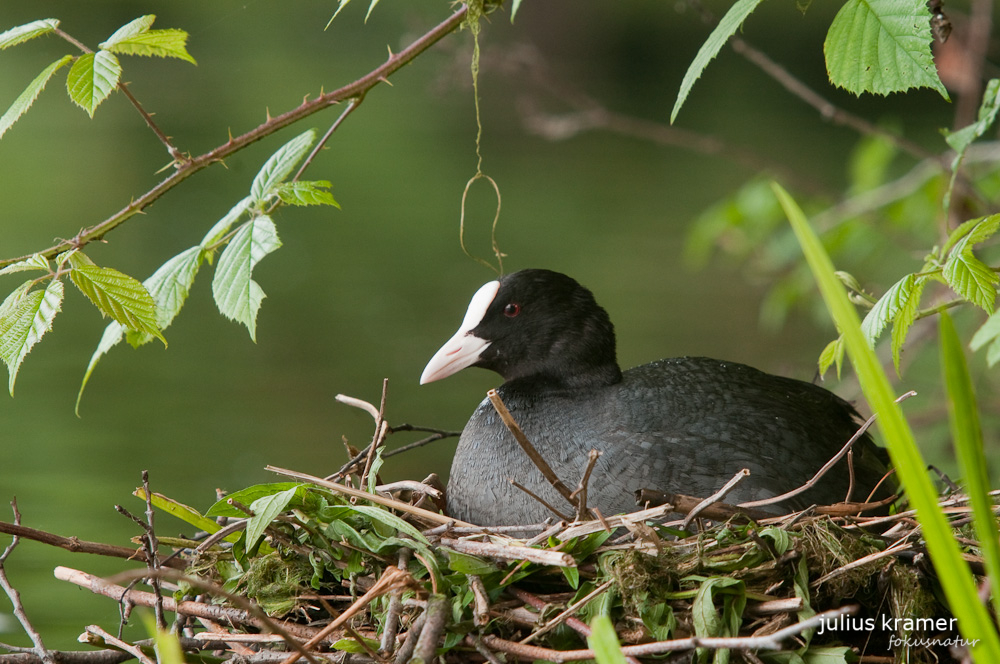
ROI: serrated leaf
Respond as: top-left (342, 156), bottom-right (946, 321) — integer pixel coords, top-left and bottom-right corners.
top-left (0, 279), bottom-right (63, 395)
top-left (66, 51), bottom-right (122, 117)
top-left (671, 0), bottom-right (765, 123)
top-left (1, 55), bottom-right (73, 140)
top-left (126, 246), bottom-right (203, 347)
top-left (860, 273), bottom-right (915, 345)
top-left (201, 195), bottom-right (253, 250)
top-left (250, 130), bottom-right (316, 203)
top-left (943, 237), bottom-right (999, 313)
top-left (68, 258), bottom-right (166, 344)
top-left (970, 309), bottom-right (1000, 357)
top-left (212, 215), bottom-right (281, 341)
top-left (99, 15), bottom-right (156, 48)
top-left (0, 253), bottom-right (49, 276)
top-left (944, 79), bottom-right (1000, 154)
top-left (0, 19), bottom-right (59, 50)
top-left (103, 29), bottom-right (197, 65)
top-left (824, 0), bottom-right (948, 99)
top-left (818, 335), bottom-right (845, 378)
top-left (889, 275), bottom-right (926, 374)
top-left (274, 180), bottom-right (340, 207)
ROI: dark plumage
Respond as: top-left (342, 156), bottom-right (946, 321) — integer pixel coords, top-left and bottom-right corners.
top-left (421, 269), bottom-right (889, 526)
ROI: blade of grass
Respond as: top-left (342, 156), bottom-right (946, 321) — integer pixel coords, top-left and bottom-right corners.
top-left (773, 182), bottom-right (1000, 660)
top-left (939, 311), bottom-right (1000, 620)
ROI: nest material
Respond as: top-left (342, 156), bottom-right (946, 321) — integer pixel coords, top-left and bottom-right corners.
top-left (36, 467), bottom-right (995, 664)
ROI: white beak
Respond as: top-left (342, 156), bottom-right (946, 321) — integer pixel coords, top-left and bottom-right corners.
top-left (420, 280), bottom-right (499, 384)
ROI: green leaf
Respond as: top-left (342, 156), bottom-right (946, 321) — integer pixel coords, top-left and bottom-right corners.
top-left (824, 0), bottom-right (948, 99)
top-left (245, 486), bottom-right (300, 549)
top-left (942, 249), bottom-right (998, 313)
top-left (0, 279), bottom-right (63, 395)
top-left (211, 215), bottom-right (281, 341)
top-left (125, 246), bottom-right (203, 347)
top-left (671, 0), bottom-right (765, 123)
top-left (66, 51), bottom-right (122, 117)
top-left (773, 182), bottom-right (1000, 662)
top-left (99, 15), bottom-right (156, 47)
top-left (274, 181), bottom-right (340, 208)
top-left (970, 309), bottom-right (1000, 367)
top-left (135, 487), bottom-right (241, 543)
top-left (103, 24), bottom-right (197, 65)
top-left (0, 254), bottom-right (49, 276)
top-left (940, 312), bottom-right (1000, 621)
top-left (943, 79), bottom-right (1000, 154)
top-left (206, 483), bottom-right (310, 518)
top-left (587, 615), bottom-right (627, 664)
top-left (347, 504), bottom-right (430, 546)
top-left (818, 335), bottom-right (844, 378)
top-left (860, 274), bottom-right (915, 346)
top-left (201, 195), bottom-right (253, 250)
top-left (888, 275), bottom-right (926, 374)
top-left (332, 636), bottom-right (381, 654)
top-left (250, 130), bottom-right (317, 203)
top-left (446, 550), bottom-right (497, 575)
top-left (0, 19), bottom-right (59, 50)
top-left (68, 255), bottom-right (166, 344)
top-left (0, 55), bottom-right (73, 140)
top-left (76, 320), bottom-right (124, 415)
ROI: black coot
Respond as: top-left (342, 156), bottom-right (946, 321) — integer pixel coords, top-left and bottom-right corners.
top-left (421, 269), bottom-right (888, 526)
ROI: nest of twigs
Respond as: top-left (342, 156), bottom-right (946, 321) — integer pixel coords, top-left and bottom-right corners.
top-left (2, 393), bottom-right (995, 664)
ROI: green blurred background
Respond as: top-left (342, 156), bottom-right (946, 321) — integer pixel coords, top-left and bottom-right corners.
top-left (0, 0), bottom-right (970, 648)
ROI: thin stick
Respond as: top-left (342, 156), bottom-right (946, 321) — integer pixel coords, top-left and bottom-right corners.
top-left (266, 465), bottom-right (475, 527)
top-left (681, 468), bottom-right (750, 531)
top-left (0, 501), bottom-right (56, 664)
top-left (0, 521), bottom-right (185, 568)
top-left (572, 450), bottom-right (601, 521)
top-left (509, 479), bottom-right (572, 521)
top-left (520, 580), bottom-right (613, 644)
top-left (488, 389), bottom-right (576, 507)
top-left (83, 626), bottom-right (154, 664)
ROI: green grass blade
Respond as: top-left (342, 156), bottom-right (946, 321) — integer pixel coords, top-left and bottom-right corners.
top-left (939, 311), bottom-right (1000, 620)
top-left (588, 615), bottom-right (627, 664)
top-left (773, 182), bottom-right (1000, 660)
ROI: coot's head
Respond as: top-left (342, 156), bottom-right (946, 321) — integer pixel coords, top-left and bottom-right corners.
top-left (420, 269), bottom-right (622, 389)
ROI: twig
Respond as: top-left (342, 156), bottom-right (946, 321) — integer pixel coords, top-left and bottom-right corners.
top-left (0, 501), bottom-right (55, 664)
top-left (412, 594), bottom-right (449, 663)
top-left (82, 626), bottom-right (154, 664)
top-left (681, 468), bottom-right (750, 531)
top-left (572, 450), bottom-right (601, 522)
top-left (739, 391), bottom-right (914, 510)
top-left (359, 379), bottom-right (390, 490)
top-left (488, 389), bottom-right (576, 508)
top-left (439, 537), bottom-right (575, 567)
top-left (266, 466), bottom-right (474, 527)
top-left (0, 5), bottom-right (471, 269)
top-left (509, 479), bottom-right (572, 521)
top-left (0, 521), bottom-right (184, 568)
top-left (391, 609), bottom-right (427, 664)
top-left (291, 98), bottom-right (362, 183)
top-left (479, 605), bottom-right (857, 661)
top-left (520, 580), bottom-right (613, 645)
top-left (379, 549), bottom-right (411, 654)
top-left (139, 472), bottom-right (166, 630)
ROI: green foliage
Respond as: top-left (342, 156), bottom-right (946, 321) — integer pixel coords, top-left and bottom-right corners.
top-left (942, 79), bottom-right (1000, 209)
top-left (0, 55), bottom-right (72, 139)
top-left (0, 279), bottom-right (63, 395)
top-left (0, 15), bottom-right (194, 136)
top-left (939, 312), bottom-right (1000, 620)
top-left (587, 615), bottom-right (627, 664)
top-left (824, 0), bottom-right (948, 99)
top-left (671, 0), bottom-right (765, 124)
top-left (212, 215), bottom-right (282, 342)
top-left (775, 183), bottom-right (1000, 662)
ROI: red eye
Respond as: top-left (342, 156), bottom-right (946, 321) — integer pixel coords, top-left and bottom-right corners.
top-left (503, 303), bottom-right (521, 318)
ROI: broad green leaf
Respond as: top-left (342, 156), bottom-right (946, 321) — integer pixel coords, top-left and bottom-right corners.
top-left (0, 56), bottom-right (73, 140)
top-left (774, 182), bottom-right (1000, 661)
top-left (135, 487), bottom-right (241, 542)
top-left (249, 130), bottom-right (316, 203)
top-left (942, 249), bottom-right (998, 313)
top-left (860, 274), bottom-right (914, 345)
top-left (970, 309), bottom-right (1000, 367)
top-left (0, 279), bottom-right (63, 395)
top-left (201, 195), bottom-right (253, 250)
top-left (212, 215), bottom-right (281, 341)
top-left (206, 483), bottom-right (307, 518)
top-left (66, 51), bottom-right (122, 117)
top-left (245, 486), bottom-right (300, 549)
top-left (68, 257), bottom-right (166, 344)
top-left (940, 312), bottom-right (1000, 620)
top-left (587, 615), bottom-right (627, 664)
top-left (274, 181), bottom-right (340, 208)
top-left (125, 246), bottom-right (203, 347)
top-left (889, 275), bottom-right (926, 374)
top-left (103, 29), bottom-right (197, 65)
top-left (347, 504), bottom-right (430, 546)
top-left (824, 0), bottom-right (948, 99)
top-left (671, 0), bottom-right (765, 123)
top-left (445, 550), bottom-right (497, 575)
top-left (331, 636), bottom-right (381, 654)
top-left (0, 253), bottom-right (49, 276)
top-left (0, 19), bottom-right (59, 50)
top-left (99, 15), bottom-right (156, 48)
